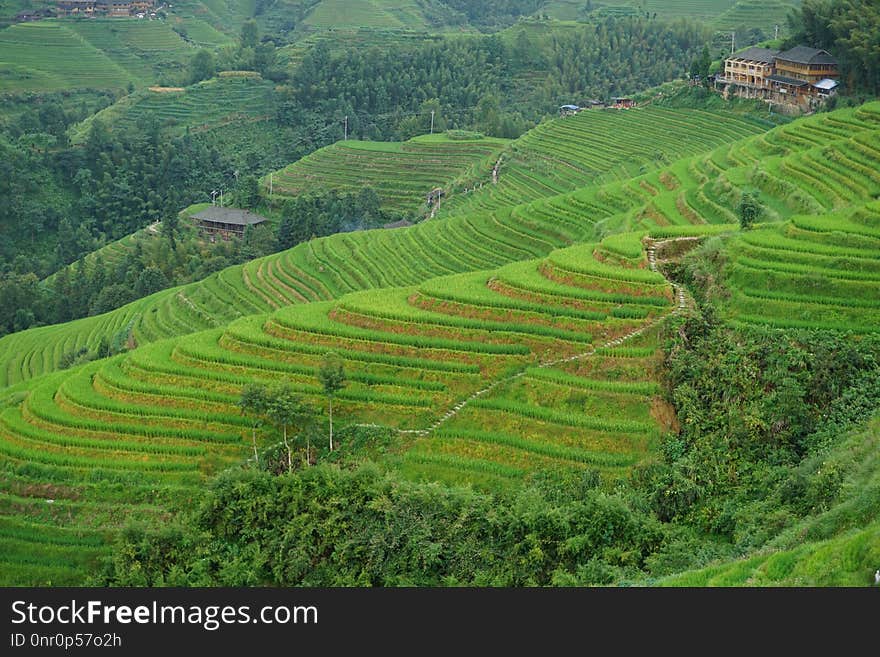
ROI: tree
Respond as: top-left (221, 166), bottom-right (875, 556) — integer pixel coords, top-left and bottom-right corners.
top-left (238, 384), bottom-right (269, 464)
top-left (690, 44), bottom-right (711, 80)
top-left (190, 50), bottom-right (215, 85)
top-left (241, 224), bottom-right (277, 261)
top-left (318, 352), bottom-right (347, 451)
top-left (737, 192), bottom-right (762, 230)
top-left (236, 175), bottom-right (260, 209)
top-left (162, 210), bottom-right (180, 250)
top-left (276, 215), bottom-right (297, 251)
top-left (265, 384), bottom-right (314, 470)
top-left (240, 19), bottom-right (259, 50)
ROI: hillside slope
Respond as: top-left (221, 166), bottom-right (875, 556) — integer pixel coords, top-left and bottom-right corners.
top-left (660, 415), bottom-right (880, 586)
top-left (2, 102), bottom-right (880, 585)
top-left (0, 104), bottom-right (780, 387)
top-left (70, 74), bottom-right (277, 142)
top-left (0, 232), bottom-right (680, 584)
top-left (2, 103), bottom-right (879, 388)
top-left (0, 18), bottom-right (204, 92)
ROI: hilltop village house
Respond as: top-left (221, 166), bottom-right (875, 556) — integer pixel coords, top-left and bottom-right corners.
top-left (193, 207), bottom-right (266, 240)
top-left (55, 0), bottom-right (156, 17)
top-left (715, 45), bottom-right (839, 110)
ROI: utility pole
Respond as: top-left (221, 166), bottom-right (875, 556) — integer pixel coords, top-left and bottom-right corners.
top-left (219, 188), bottom-right (223, 207)
top-left (730, 31), bottom-right (735, 56)
top-left (344, 115), bottom-right (348, 141)
top-left (774, 24), bottom-right (779, 40)
top-left (430, 109), bottom-right (435, 135)
top-left (211, 189), bottom-right (218, 206)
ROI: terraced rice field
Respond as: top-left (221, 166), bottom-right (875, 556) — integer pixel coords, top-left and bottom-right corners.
top-left (0, 20), bottom-right (137, 91)
top-left (0, 234), bottom-right (682, 583)
top-left (66, 19), bottom-right (193, 81)
top-left (277, 27), bottom-right (438, 71)
top-left (303, 0), bottom-right (431, 29)
top-left (441, 106), bottom-right (770, 216)
top-left (714, 0), bottom-right (799, 32)
top-left (173, 0), bottom-right (256, 33)
top-left (43, 225), bottom-right (159, 288)
top-left (265, 134), bottom-right (509, 213)
top-left (3, 103), bottom-right (880, 390)
top-left (0, 18), bottom-right (206, 92)
top-left (70, 75), bottom-right (277, 141)
top-left (722, 202), bottom-right (880, 332)
top-left (2, 95), bottom-right (880, 584)
top-left (541, 0), bottom-right (740, 21)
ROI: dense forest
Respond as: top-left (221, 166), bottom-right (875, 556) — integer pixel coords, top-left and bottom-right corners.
top-left (289, 17), bottom-right (706, 139)
top-left (787, 0), bottom-right (880, 93)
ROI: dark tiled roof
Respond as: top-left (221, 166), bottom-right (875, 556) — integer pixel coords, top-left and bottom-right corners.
top-left (776, 46), bottom-right (836, 65)
top-left (729, 47), bottom-right (779, 64)
top-left (194, 207), bottom-right (267, 226)
top-left (767, 74), bottom-right (809, 87)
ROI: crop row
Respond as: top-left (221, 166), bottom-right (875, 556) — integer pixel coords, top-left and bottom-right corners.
top-left (469, 398), bottom-right (657, 434)
top-left (522, 368), bottom-right (660, 395)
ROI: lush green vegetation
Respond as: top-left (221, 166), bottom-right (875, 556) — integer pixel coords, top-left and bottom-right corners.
top-left (70, 75), bottom-right (278, 143)
top-left (0, 235), bottom-right (678, 584)
top-left (441, 104), bottom-right (769, 216)
top-left (2, 0), bottom-right (880, 589)
top-left (287, 16), bottom-right (711, 139)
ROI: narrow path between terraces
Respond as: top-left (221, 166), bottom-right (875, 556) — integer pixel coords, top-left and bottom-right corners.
top-left (398, 237), bottom-right (696, 437)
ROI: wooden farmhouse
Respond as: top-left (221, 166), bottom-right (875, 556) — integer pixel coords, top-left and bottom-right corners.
top-left (193, 207), bottom-right (266, 240)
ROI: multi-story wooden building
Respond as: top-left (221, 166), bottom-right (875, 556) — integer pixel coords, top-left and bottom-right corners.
top-left (774, 46), bottom-right (838, 84)
top-left (721, 47), bottom-right (778, 97)
top-left (716, 45), bottom-right (839, 110)
top-left (767, 46), bottom-right (839, 104)
top-left (55, 0), bottom-right (98, 16)
top-left (55, 0), bottom-right (155, 16)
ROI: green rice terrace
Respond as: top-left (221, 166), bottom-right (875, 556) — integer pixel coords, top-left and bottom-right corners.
top-left (0, 19), bottom-right (203, 92)
top-left (264, 133), bottom-right (510, 214)
top-left (439, 105), bottom-right (770, 216)
top-left (0, 236), bottom-right (680, 584)
top-left (1, 101), bottom-right (880, 585)
top-left (70, 74), bottom-right (277, 141)
top-left (542, 0), bottom-right (757, 24)
top-left (302, 0), bottom-right (433, 30)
